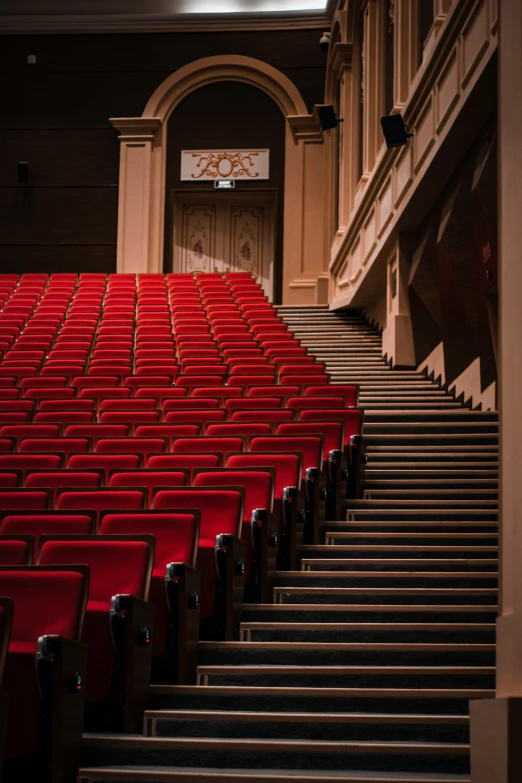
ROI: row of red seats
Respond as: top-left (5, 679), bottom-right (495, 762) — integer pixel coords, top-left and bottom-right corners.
top-left (0, 273), bottom-right (365, 782)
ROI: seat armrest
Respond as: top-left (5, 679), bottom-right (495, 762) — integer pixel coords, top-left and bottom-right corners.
top-left (328, 448), bottom-right (349, 520)
top-left (348, 434), bottom-right (365, 499)
top-left (165, 562), bottom-right (201, 685)
top-left (36, 634), bottom-right (88, 783)
top-left (281, 485), bottom-right (306, 571)
top-left (215, 534), bottom-right (247, 641)
top-left (110, 594), bottom-right (154, 733)
top-left (251, 508), bottom-right (280, 604)
top-left (305, 467), bottom-right (328, 545)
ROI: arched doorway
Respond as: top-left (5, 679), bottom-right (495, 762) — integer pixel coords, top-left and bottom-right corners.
top-left (110, 55), bottom-right (329, 304)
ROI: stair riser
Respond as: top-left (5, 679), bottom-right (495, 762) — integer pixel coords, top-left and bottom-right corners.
top-left (273, 592), bottom-right (498, 606)
top-left (149, 718), bottom-right (470, 744)
top-left (150, 691), bottom-right (483, 716)
top-left (302, 562), bottom-right (498, 572)
top-left (325, 537), bottom-right (498, 546)
top-left (82, 745), bottom-right (470, 775)
top-left (198, 672), bottom-right (494, 689)
top-left (275, 576), bottom-right (498, 588)
top-left (241, 629), bottom-right (495, 644)
top-left (242, 609), bottom-right (498, 623)
top-left (198, 650), bottom-right (495, 668)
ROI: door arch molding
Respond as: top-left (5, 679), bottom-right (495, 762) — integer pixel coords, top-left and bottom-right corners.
top-left (110, 54), bottom-right (327, 303)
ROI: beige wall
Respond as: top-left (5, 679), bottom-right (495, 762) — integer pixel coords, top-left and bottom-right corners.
top-left (469, 0), bottom-right (522, 778)
top-left (327, 0), bottom-right (498, 311)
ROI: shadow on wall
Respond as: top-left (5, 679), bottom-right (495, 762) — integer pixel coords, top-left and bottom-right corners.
top-left (407, 117), bottom-right (498, 399)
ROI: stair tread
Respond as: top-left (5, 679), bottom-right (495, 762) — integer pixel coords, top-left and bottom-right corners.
top-left (144, 710), bottom-right (470, 725)
top-left (78, 768), bottom-right (470, 782)
top-left (83, 733), bottom-right (472, 753)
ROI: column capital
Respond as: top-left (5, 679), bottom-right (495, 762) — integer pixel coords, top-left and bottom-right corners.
top-left (109, 117), bottom-right (162, 142)
top-left (287, 114), bottom-right (324, 143)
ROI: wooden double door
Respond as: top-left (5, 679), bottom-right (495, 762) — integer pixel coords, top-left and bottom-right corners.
top-left (172, 192), bottom-right (275, 298)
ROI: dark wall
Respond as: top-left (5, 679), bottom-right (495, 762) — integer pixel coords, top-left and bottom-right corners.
top-left (165, 81), bottom-right (286, 298)
top-left (0, 29), bottom-right (326, 274)
top-left (408, 118), bottom-right (498, 395)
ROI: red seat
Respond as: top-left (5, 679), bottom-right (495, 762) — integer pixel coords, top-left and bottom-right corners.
top-left (135, 387), bottom-right (187, 401)
top-left (176, 375), bottom-right (224, 388)
top-left (153, 488), bottom-right (243, 626)
top-left (34, 411), bottom-right (95, 424)
top-left (95, 437), bottom-right (168, 459)
top-left (24, 470), bottom-right (103, 502)
top-left (164, 410), bottom-right (226, 426)
top-left (304, 384), bottom-right (359, 406)
top-left (0, 454), bottom-right (62, 472)
top-left (163, 399), bottom-right (220, 412)
top-left (0, 424), bottom-right (61, 442)
top-left (250, 435), bottom-right (324, 479)
top-left (231, 409), bottom-right (294, 423)
top-left (0, 512), bottom-right (95, 555)
top-left (228, 375), bottom-right (276, 388)
top-left (99, 411), bottom-right (162, 427)
top-left (64, 424), bottom-right (130, 438)
top-left (287, 397), bottom-right (347, 410)
top-left (56, 488), bottom-right (146, 519)
top-left (146, 453), bottom-right (222, 476)
top-left (38, 537), bottom-right (153, 722)
top-left (0, 489), bottom-right (50, 510)
top-left (225, 398), bottom-right (282, 413)
top-left (171, 436), bottom-right (246, 455)
top-left (298, 408), bottom-right (363, 446)
top-left (206, 422), bottom-right (272, 437)
top-left (0, 566), bottom-right (88, 762)
top-left (0, 470), bottom-right (22, 487)
top-left (38, 399), bottom-right (95, 412)
top-left (280, 374), bottom-right (329, 386)
top-left (99, 510), bottom-right (199, 672)
top-left (108, 469), bottom-right (188, 501)
top-left (99, 399), bottom-right (158, 411)
top-left (19, 437), bottom-right (91, 455)
top-left (135, 424), bottom-right (201, 445)
top-left (193, 468), bottom-right (275, 599)
top-left (68, 454), bottom-right (142, 481)
top-left (0, 536), bottom-right (34, 565)
top-left (277, 421), bottom-right (345, 460)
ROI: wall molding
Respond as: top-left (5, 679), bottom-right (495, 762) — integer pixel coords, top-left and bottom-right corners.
top-left (329, 0), bottom-right (498, 309)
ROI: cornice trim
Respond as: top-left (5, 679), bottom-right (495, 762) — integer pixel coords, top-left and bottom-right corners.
top-left (0, 12), bottom-right (333, 35)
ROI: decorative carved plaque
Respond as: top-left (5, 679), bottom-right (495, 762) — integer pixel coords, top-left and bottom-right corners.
top-left (181, 149), bottom-right (270, 181)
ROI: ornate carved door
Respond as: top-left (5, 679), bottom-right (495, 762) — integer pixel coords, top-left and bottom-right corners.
top-left (172, 192), bottom-right (275, 298)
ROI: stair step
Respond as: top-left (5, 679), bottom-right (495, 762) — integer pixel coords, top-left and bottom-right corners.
top-left (271, 588), bottom-right (498, 606)
top-left (81, 733), bottom-right (472, 776)
top-left (238, 622), bottom-right (495, 644)
top-left (274, 571), bottom-right (498, 589)
top-left (144, 709), bottom-right (470, 743)
top-left (197, 641), bottom-right (495, 670)
top-left (195, 661), bottom-right (494, 688)
top-left (151, 683), bottom-right (492, 720)
top-left (78, 767), bottom-right (471, 783)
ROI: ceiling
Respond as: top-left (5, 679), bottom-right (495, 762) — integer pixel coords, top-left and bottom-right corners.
top-left (0, 0), bottom-right (334, 34)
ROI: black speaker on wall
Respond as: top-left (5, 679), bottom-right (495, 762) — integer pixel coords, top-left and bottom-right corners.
top-left (316, 105), bottom-right (341, 131)
top-left (17, 162), bottom-right (29, 184)
top-left (380, 114), bottom-right (414, 148)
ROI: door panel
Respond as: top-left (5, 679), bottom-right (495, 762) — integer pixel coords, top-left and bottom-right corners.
top-left (173, 193), bottom-right (274, 298)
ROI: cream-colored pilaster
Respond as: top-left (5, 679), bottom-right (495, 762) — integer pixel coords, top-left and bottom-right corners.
top-left (470, 0), bottom-right (522, 777)
top-left (363, 0), bottom-right (386, 174)
top-left (394, 0), bottom-right (419, 111)
top-left (110, 118), bottom-right (162, 274)
top-left (381, 235), bottom-right (415, 367)
top-left (423, 0), bottom-right (453, 60)
top-left (284, 116), bottom-right (326, 305)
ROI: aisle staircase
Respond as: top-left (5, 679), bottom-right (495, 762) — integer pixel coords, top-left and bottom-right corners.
top-left (79, 305), bottom-right (498, 783)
